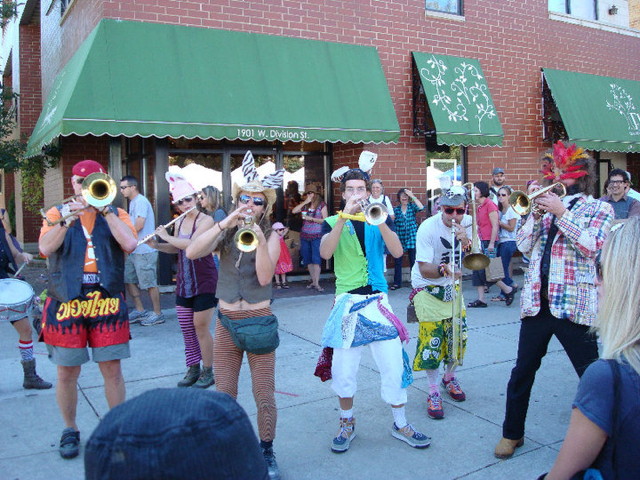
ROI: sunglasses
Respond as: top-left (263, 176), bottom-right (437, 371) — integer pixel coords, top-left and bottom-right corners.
top-left (120, 185), bottom-right (132, 190)
top-left (498, 193), bottom-right (508, 197)
top-left (444, 207), bottom-right (466, 215)
top-left (176, 196), bottom-right (194, 205)
top-left (275, 228), bottom-right (286, 232)
top-left (239, 194), bottom-right (266, 206)
top-left (75, 178), bottom-right (85, 185)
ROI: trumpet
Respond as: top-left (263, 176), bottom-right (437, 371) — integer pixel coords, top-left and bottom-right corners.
top-left (509, 182), bottom-right (567, 216)
top-left (358, 200), bottom-right (389, 226)
top-left (234, 216), bottom-right (259, 252)
top-left (41, 172), bottom-right (117, 226)
top-left (461, 182), bottom-right (490, 271)
top-left (137, 206), bottom-right (197, 246)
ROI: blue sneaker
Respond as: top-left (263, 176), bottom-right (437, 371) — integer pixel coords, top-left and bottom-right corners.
top-left (392, 423), bottom-right (431, 449)
top-left (331, 417), bottom-right (356, 453)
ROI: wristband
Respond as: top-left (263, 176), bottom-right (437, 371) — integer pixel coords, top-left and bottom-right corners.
top-left (102, 205), bottom-right (118, 216)
top-left (438, 263), bottom-right (447, 277)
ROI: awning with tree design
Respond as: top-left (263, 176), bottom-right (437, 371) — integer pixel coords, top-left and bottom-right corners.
top-left (543, 68), bottom-right (640, 152)
top-left (412, 52), bottom-right (503, 147)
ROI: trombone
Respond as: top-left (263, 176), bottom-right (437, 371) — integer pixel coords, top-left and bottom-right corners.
top-left (41, 172), bottom-right (117, 226)
top-left (460, 182), bottom-right (490, 271)
top-left (450, 219), bottom-right (465, 364)
top-left (509, 182), bottom-right (567, 216)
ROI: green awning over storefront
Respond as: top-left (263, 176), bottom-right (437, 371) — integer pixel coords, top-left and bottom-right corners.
top-left (26, 20), bottom-right (400, 157)
top-left (412, 52), bottom-right (503, 147)
top-left (543, 68), bottom-right (640, 152)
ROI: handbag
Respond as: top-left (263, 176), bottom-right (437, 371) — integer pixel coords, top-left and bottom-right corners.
top-left (218, 312), bottom-right (280, 355)
top-left (485, 256), bottom-right (505, 282)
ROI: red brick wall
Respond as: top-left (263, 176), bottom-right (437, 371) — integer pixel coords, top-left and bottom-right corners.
top-left (40, 0), bottom-right (640, 197)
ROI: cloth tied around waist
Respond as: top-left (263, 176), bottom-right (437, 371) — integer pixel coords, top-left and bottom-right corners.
top-left (218, 311), bottom-right (279, 355)
top-left (410, 284), bottom-right (465, 322)
top-left (315, 292), bottom-right (413, 388)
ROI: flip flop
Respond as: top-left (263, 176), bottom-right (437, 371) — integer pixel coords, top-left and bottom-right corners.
top-left (315, 285), bottom-right (325, 292)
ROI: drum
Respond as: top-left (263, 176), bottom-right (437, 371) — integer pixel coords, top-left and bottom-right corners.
top-left (0, 278), bottom-right (35, 322)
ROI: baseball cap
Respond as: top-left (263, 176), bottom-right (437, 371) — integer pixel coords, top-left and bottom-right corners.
top-left (440, 185), bottom-right (468, 207)
top-left (84, 388), bottom-right (268, 480)
top-left (492, 167), bottom-right (505, 175)
top-left (72, 160), bottom-right (106, 177)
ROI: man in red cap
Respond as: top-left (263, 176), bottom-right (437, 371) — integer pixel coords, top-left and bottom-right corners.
top-left (39, 159), bottom-right (138, 460)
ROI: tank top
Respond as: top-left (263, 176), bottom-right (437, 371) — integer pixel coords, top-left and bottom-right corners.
top-left (176, 212), bottom-right (217, 298)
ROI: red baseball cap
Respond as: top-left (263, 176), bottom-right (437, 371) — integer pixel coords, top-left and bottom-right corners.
top-left (72, 160), bottom-right (106, 177)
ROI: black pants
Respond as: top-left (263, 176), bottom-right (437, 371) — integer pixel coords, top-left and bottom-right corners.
top-left (502, 300), bottom-right (598, 439)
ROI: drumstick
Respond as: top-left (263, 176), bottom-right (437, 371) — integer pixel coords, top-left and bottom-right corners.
top-left (12, 263), bottom-right (27, 278)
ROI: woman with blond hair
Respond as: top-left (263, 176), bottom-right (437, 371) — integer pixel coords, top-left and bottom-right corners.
top-left (541, 217), bottom-right (640, 479)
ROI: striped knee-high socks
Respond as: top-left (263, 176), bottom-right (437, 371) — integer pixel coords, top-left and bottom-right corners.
top-left (176, 305), bottom-right (202, 367)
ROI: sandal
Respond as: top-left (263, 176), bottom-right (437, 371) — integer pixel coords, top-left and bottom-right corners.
top-left (307, 284), bottom-right (315, 289)
top-left (315, 285), bottom-right (325, 292)
top-left (389, 284), bottom-right (401, 290)
top-left (275, 282), bottom-right (282, 289)
top-left (282, 282), bottom-right (290, 289)
top-left (491, 295), bottom-right (506, 302)
top-left (505, 286), bottom-right (518, 307)
top-left (467, 300), bottom-right (488, 308)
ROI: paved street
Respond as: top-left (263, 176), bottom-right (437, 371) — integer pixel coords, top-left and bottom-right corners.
top-left (0, 265), bottom-right (578, 479)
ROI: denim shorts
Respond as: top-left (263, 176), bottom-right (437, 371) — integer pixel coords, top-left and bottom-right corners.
top-left (300, 237), bottom-right (322, 265)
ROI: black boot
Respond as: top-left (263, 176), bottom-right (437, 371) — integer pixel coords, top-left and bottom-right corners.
top-left (177, 364), bottom-right (201, 387)
top-left (261, 441), bottom-right (281, 480)
top-left (22, 359), bottom-right (53, 389)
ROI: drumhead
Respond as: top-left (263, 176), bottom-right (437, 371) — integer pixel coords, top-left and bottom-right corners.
top-left (0, 278), bottom-right (35, 307)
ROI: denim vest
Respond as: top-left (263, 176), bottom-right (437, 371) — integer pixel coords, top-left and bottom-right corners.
top-left (0, 223), bottom-right (16, 279)
top-left (47, 213), bottom-right (125, 302)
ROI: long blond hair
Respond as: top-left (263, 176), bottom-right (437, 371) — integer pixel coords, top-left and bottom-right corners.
top-left (596, 217), bottom-right (640, 374)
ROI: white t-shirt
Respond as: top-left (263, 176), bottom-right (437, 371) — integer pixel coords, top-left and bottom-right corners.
top-left (499, 206), bottom-right (519, 242)
top-left (411, 212), bottom-right (472, 288)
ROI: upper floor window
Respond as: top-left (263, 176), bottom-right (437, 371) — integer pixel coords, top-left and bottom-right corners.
top-left (549, 0), bottom-right (598, 21)
top-left (426, 0), bottom-right (463, 16)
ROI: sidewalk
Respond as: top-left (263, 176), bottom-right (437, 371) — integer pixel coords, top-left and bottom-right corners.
top-left (0, 266), bottom-right (576, 479)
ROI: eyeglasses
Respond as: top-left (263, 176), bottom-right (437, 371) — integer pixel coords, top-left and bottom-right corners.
top-left (608, 180), bottom-right (625, 185)
top-left (443, 207), bottom-right (466, 215)
top-left (176, 196), bottom-right (194, 205)
top-left (239, 194), bottom-right (266, 206)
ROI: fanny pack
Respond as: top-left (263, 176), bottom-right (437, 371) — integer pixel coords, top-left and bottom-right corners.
top-left (218, 312), bottom-right (280, 355)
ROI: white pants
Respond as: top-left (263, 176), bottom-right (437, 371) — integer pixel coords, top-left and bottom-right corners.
top-left (331, 337), bottom-right (407, 405)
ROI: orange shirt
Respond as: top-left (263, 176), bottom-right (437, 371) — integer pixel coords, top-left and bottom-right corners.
top-left (40, 207), bottom-right (136, 273)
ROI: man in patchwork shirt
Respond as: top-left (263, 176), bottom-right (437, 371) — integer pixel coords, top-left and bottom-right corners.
top-left (317, 167), bottom-right (431, 453)
top-left (494, 142), bottom-right (615, 459)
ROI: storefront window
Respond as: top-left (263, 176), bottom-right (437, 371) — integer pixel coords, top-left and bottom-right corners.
top-left (425, 146), bottom-right (465, 215)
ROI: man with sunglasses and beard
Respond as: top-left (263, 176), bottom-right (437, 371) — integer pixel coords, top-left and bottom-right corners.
top-left (410, 186), bottom-right (472, 420)
top-left (39, 160), bottom-right (138, 459)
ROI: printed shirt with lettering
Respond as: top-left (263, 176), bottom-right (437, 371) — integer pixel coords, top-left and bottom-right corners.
top-left (39, 207), bottom-right (136, 273)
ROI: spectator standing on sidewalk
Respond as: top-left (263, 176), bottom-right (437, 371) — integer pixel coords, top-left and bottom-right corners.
top-left (489, 167), bottom-right (507, 203)
top-left (599, 168), bottom-right (640, 222)
top-left (391, 188), bottom-right (424, 290)
top-left (316, 167), bottom-right (431, 453)
top-left (120, 175), bottom-right (163, 326)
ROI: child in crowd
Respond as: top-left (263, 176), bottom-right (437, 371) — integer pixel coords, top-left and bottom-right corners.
top-left (273, 222), bottom-right (293, 288)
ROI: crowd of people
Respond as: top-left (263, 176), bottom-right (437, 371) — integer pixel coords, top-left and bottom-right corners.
top-left (1, 142), bottom-right (637, 479)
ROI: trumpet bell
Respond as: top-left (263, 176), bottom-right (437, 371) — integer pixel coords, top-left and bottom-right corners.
top-left (82, 172), bottom-right (117, 208)
top-left (509, 190), bottom-right (530, 216)
top-left (234, 228), bottom-right (259, 252)
top-left (363, 202), bottom-right (388, 226)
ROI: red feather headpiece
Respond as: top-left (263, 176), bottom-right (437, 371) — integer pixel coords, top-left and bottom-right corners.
top-left (540, 141), bottom-right (589, 181)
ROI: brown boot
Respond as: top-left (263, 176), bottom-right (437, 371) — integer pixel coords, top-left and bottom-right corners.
top-left (494, 437), bottom-right (524, 459)
top-left (22, 359), bottom-right (53, 389)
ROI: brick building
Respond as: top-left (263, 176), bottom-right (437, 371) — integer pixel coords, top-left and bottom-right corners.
top-left (2, 0), bottom-right (640, 282)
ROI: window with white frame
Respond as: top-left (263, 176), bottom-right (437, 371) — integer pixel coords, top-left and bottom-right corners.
top-left (425, 0), bottom-right (463, 15)
top-left (549, 0), bottom-right (598, 21)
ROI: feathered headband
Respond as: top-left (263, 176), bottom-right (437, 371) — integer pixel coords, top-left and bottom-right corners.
top-left (541, 141), bottom-right (590, 181)
top-left (331, 151), bottom-right (378, 183)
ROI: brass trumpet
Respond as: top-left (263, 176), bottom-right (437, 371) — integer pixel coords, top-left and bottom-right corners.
top-left (41, 172), bottom-right (118, 226)
top-left (461, 182), bottom-right (490, 271)
top-left (509, 182), bottom-right (567, 216)
top-left (234, 216), bottom-right (259, 252)
top-left (359, 200), bottom-right (389, 226)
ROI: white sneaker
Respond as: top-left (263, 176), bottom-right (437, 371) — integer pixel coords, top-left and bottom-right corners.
top-left (140, 312), bottom-right (165, 326)
top-left (128, 310), bottom-right (150, 324)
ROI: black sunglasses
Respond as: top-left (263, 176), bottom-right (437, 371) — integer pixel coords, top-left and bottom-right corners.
top-left (444, 207), bottom-right (466, 215)
top-left (176, 196), bottom-right (194, 205)
top-left (239, 194), bottom-right (266, 206)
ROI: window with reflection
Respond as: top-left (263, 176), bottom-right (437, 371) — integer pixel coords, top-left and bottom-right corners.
top-left (548, 0), bottom-right (597, 21)
top-left (425, 0), bottom-right (463, 15)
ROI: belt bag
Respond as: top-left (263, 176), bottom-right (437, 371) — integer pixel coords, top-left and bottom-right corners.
top-left (219, 313), bottom-right (280, 354)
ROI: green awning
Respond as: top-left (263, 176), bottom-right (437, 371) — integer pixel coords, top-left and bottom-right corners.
top-left (543, 68), bottom-right (640, 152)
top-left (412, 52), bottom-right (503, 147)
top-left (26, 20), bottom-right (400, 157)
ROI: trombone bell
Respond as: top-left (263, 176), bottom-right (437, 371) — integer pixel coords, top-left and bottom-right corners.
top-left (462, 252), bottom-right (490, 271)
top-left (82, 172), bottom-right (117, 208)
